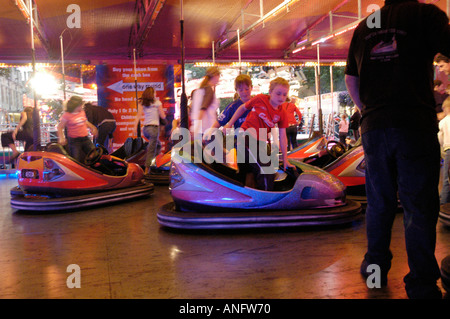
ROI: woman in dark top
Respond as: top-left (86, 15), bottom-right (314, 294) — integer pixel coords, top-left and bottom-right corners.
top-left (1, 107), bottom-right (34, 162)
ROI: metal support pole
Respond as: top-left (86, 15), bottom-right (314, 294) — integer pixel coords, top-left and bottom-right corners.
top-left (316, 44), bottom-right (323, 135)
top-left (358, 0), bottom-right (362, 20)
top-left (330, 65), bottom-right (334, 140)
top-left (133, 48), bottom-right (141, 137)
top-left (237, 28), bottom-right (241, 72)
top-left (29, 0), bottom-right (40, 151)
top-left (60, 29), bottom-right (67, 100)
top-left (179, 0), bottom-right (189, 129)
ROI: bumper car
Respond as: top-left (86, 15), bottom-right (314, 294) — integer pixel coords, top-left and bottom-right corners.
top-left (150, 131), bottom-right (367, 193)
top-left (111, 137), bottom-right (147, 166)
top-left (10, 143), bottom-right (153, 211)
top-left (287, 131), bottom-right (327, 161)
top-left (112, 137), bottom-right (171, 185)
top-left (287, 134), bottom-right (366, 203)
top-left (147, 151), bottom-right (171, 184)
top-left (157, 143), bottom-right (362, 229)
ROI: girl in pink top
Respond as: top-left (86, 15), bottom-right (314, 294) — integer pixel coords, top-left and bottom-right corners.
top-left (57, 96), bottom-right (98, 162)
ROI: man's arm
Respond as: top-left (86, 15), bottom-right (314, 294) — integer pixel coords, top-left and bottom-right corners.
top-left (345, 74), bottom-right (363, 112)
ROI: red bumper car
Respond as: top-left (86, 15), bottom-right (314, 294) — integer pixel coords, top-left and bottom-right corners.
top-left (10, 143), bottom-right (153, 211)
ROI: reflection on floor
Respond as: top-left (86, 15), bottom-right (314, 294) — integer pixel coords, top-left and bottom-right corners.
top-left (0, 177), bottom-right (449, 299)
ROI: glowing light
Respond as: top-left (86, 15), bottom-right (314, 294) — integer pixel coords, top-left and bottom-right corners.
top-left (291, 20), bottom-right (360, 54)
top-left (30, 72), bottom-right (59, 96)
top-left (169, 245), bottom-right (182, 261)
top-left (304, 62), bottom-right (318, 67)
top-left (193, 62), bottom-right (217, 67)
top-left (193, 61), bottom-right (342, 68)
top-left (292, 46), bottom-right (306, 54)
top-left (333, 61), bottom-right (347, 67)
top-left (40, 104), bottom-right (50, 112)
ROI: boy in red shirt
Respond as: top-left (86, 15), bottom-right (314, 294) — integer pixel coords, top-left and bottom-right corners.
top-left (224, 77), bottom-right (295, 190)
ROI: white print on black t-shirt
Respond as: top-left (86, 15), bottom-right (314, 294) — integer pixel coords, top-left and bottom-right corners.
top-left (371, 35), bottom-right (397, 58)
top-left (366, 29), bottom-right (407, 62)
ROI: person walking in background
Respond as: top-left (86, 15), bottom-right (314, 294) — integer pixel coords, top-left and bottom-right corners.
top-left (345, 0), bottom-right (450, 299)
top-left (1, 106), bottom-right (34, 163)
top-left (190, 67), bottom-right (221, 139)
top-left (338, 113), bottom-right (349, 146)
top-left (133, 87), bottom-right (166, 175)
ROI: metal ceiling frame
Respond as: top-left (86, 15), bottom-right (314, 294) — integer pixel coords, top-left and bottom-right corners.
top-left (214, 0), bottom-right (302, 57)
top-left (128, 0), bottom-right (167, 58)
top-left (12, 0), bottom-right (52, 57)
top-left (284, 0), bottom-right (356, 57)
top-left (285, 0), bottom-right (450, 58)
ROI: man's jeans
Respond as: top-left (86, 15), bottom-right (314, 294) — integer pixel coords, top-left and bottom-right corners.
top-left (362, 128), bottom-right (441, 296)
top-left (440, 149), bottom-right (450, 204)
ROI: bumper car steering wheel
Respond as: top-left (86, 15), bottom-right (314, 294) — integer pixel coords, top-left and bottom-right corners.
top-left (85, 146), bottom-right (104, 166)
top-left (326, 140), bottom-right (346, 159)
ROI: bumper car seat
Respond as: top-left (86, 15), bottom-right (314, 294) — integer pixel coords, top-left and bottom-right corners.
top-left (85, 146), bottom-right (128, 176)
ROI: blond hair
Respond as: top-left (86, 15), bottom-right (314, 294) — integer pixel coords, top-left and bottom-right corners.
top-left (269, 77), bottom-right (289, 92)
top-left (234, 74), bottom-right (252, 90)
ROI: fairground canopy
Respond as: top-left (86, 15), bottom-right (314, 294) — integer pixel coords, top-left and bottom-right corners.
top-left (3, 0), bottom-right (447, 65)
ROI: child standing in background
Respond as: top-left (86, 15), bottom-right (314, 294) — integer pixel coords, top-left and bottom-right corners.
top-left (57, 96), bottom-right (98, 163)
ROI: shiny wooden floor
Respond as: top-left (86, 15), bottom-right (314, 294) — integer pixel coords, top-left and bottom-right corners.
top-left (1, 176), bottom-right (450, 299)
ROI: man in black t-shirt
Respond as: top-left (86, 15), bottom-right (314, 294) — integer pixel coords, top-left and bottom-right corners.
top-left (345, 0), bottom-right (450, 299)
